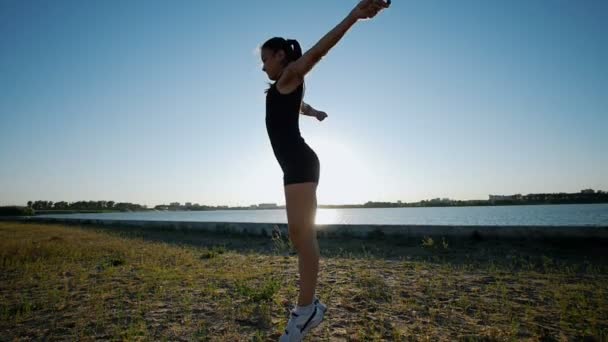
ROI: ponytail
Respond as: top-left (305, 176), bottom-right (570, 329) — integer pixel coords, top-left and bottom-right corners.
top-left (285, 39), bottom-right (302, 63)
top-left (262, 37), bottom-right (302, 66)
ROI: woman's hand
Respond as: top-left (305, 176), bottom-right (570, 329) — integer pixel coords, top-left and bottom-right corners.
top-left (349, 0), bottom-right (390, 21)
top-left (315, 110), bottom-right (328, 122)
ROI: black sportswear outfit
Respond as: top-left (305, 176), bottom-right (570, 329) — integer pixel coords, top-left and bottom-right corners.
top-left (265, 82), bottom-right (320, 186)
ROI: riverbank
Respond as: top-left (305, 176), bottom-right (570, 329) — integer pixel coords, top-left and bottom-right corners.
top-left (9, 215), bottom-right (608, 240)
top-left (1, 220), bottom-right (606, 341)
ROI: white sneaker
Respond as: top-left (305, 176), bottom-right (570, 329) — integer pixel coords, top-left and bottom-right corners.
top-left (279, 298), bottom-right (327, 342)
top-left (313, 298), bottom-right (327, 314)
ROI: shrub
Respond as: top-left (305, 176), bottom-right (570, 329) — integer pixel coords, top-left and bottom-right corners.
top-left (421, 236), bottom-right (434, 248)
top-left (0, 206), bottom-right (35, 216)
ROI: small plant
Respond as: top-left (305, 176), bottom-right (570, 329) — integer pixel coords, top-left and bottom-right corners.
top-left (271, 225), bottom-right (292, 255)
top-left (200, 245), bottom-right (225, 259)
top-left (96, 255), bottom-right (125, 270)
top-left (361, 244), bottom-right (375, 259)
top-left (356, 271), bottom-right (392, 302)
top-left (541, 255), bottom-right (553, 272)
top-left (235, 278), bottom-right (280, 302)
top-left (193, 322), bottom-right (210, 341)
top-left (421, 236), bottom-right (449, 251)
top-left (422, 236), bottom-right (434, 249)
top-left (441, 237), bottom-right (449, 250)
top-left (252, 330), bottom-right (266, 341)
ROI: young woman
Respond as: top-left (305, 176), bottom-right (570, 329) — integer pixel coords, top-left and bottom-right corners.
top-left (260, 0), bottom-right (389, 340)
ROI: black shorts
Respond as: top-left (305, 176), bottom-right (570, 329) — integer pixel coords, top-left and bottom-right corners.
top-left (281, 147), bottom-right (320, 186)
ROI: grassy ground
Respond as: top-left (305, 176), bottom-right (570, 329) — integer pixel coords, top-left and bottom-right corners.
top-left (1, 221), bottom-right (607, 341)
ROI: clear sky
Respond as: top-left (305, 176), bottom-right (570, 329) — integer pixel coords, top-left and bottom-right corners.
top-left (1, 0), bottom-right (606, 207)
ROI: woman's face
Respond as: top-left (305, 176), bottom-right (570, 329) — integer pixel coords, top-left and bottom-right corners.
top-left (261, 48), bottom-right (286, 81)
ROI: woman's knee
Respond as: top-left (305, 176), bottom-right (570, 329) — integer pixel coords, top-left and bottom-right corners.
top-left (288, 225), bottom-right (315, 250)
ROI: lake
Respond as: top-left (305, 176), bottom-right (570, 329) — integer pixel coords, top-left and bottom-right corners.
top-left (36, 203), bottom-right (608, 226)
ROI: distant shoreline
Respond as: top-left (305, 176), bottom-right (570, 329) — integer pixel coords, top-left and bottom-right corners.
top-left (27, 201), bottom-right (608, 214)
top-left (13, 190), bottom-right (607, 213)
top-left (7, 216), bottom-right (608, 240)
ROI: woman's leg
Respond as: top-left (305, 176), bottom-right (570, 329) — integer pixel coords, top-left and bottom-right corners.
top-left (284, 181), bottom-right (319, 306)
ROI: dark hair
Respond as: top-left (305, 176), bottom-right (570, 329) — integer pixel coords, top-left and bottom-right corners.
top-left (261, 37), bottom-right (302, 66)
top-left (262, 37), bottom-right (305, 95)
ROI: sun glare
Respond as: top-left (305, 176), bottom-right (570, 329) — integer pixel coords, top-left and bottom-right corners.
top-left (309, 136), bottom-right (374, 205)
top-left (315, 207), bottom-right (339, 225)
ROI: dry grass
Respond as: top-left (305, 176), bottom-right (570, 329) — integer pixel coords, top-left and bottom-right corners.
top-left (1, 221), bottom-right (607, 341)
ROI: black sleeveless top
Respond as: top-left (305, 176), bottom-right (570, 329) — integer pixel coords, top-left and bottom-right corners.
top-left (265, 82), bottom-right (308, 168)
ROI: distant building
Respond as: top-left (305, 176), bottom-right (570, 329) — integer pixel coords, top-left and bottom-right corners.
top-left (581, 189), bottom-right (595, 194)
top-left (169, 202), bottom-right (180, 207)
top-left (258, 203), bottom-right (278, 209)
top-left (489, 194), bottom-right (522, 201)
top-left (185, 202), bottom-right (192, 207)
top-left (428, 198), bottom-right (451, 204)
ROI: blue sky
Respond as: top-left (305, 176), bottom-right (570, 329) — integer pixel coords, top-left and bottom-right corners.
top-left (1, 0), bottom-right (606, 207)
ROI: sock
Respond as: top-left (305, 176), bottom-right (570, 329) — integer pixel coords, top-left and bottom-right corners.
top-left (294, 302), bottom-right (315, 316)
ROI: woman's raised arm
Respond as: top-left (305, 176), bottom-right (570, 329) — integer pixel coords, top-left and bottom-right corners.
top-left (276, 0), bottom-right (390, 94)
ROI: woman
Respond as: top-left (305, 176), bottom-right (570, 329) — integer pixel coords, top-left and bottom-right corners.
top-left (260, 0), bottom-right (389, 340)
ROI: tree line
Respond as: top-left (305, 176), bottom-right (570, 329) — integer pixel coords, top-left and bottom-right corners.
top-left (363, 190), bottom-right (608, 208)
top-left (26, 200), bottom-right (145, 211)
top-left (18, 189), bottom-right (608, 213)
